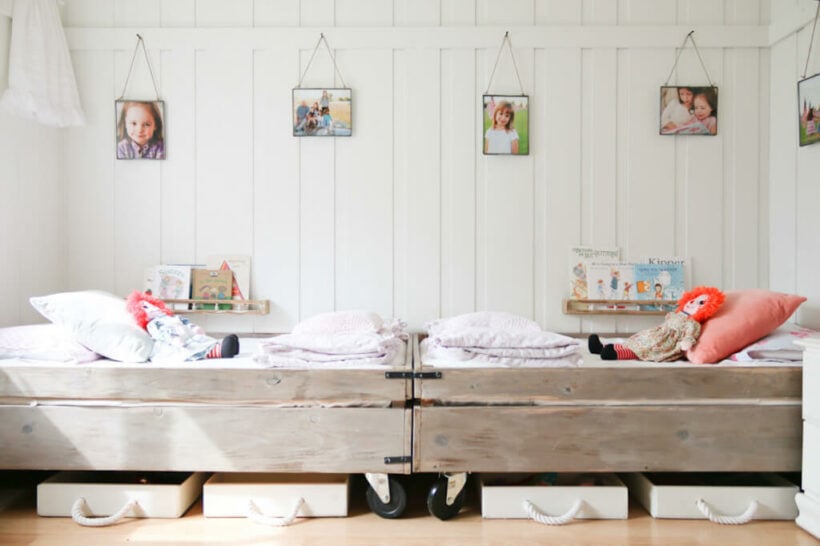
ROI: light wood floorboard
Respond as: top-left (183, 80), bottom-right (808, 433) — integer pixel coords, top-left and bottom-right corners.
top-left (0, 473), bottom-right (816, 546)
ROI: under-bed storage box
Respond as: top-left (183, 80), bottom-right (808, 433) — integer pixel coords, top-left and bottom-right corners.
top-left (37, 471), bottom-right (206, 518)
top-left (0, 344), bottom-right (413, 475)
top-left (203, 473), bottom-right (349, 518)
top-left (412, 335), bottom-right (802, 473)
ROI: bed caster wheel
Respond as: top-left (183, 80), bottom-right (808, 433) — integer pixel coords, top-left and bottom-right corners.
top-left (427, 474), bottom-right (467, 521)
top-left (366, 476), bottom-right (407, 519)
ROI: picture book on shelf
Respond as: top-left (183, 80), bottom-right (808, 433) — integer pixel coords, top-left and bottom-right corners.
top-left (143, 265), bottom-right (193, 310)
top-left (205, 255), bottom-right (251, 301)
top-left (191, 269), bottom-right (233, 310)
top-left (568, 246), bottom-right (620, 300)
top-left (634, 261), bottom-right (685, 311)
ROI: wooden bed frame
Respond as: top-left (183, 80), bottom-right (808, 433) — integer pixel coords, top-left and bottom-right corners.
top-left (410, 335), bottom-right (803, 518)
top-left (0, 345), bottom-right (414, 517)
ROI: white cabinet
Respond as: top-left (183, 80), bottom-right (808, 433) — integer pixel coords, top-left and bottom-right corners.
top-left (796, 337), bottom-right (820, 539)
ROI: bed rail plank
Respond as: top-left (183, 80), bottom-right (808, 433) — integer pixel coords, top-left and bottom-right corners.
top-left (415, 366), bottom-right (802, 404)
top-left (413, 405), bottom-right (802, 473)
top-left (0, 406), bottom-right (411, 474)
top-left (0, 366), bottom-right (411, 405)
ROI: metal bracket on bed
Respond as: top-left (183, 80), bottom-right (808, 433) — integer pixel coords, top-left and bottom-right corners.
top-left (365, 472), bottom-right (392, 503)
top-left (383, 455), bottom-right (411, 464)
top-left (385, 371), bottom-right (442, 379)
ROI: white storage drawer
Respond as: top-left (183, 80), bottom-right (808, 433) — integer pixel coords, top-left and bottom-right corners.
top-left (203, 473), bottom-right (349, 518)
top-left (796, 493), bottom-right (820, 539)
top-left (622, 472), bottom-right (798, 521)
top-left (37, 471), bottom-right (206, 518)
top-left (480, 473), bottom-right (628, 521)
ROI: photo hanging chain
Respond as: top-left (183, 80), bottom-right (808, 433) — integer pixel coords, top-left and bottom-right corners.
top-left (485, 31), bottom-right (525, 95)
top-left (802, 0), bottom-right (820, 79)
top-left (664, 30), bottom-right (715, 87)
top-left (119, 34), bottom-right (161, 100)
top-left (296, 33), bottom-right (347, 89)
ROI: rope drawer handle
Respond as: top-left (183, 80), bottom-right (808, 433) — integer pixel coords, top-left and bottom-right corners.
top-left (245, 498), bottom-right (305, 526)
top-left (71, 497), bottom-right (138, 527)
top-left (696, 498), bottom-right (759, 525)
top-left (523, 499), bottom-right (583, 525)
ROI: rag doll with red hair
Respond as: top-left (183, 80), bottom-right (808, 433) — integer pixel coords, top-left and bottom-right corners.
top-left (126, 291), bottom-right (239, 361)
top-left (588, 286), bottom-right (725, 362)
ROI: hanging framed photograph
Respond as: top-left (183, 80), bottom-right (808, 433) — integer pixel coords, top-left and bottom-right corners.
top-left (659, 86), bottom-right (718, 135)
top-left (115, 100), bottom-right (166, 159)
top-left (799, 74), bottom-right (820, 147)
top-left (483, 94), bottom-right (529, 155)
top-left (293, 88), bottom-right (352, 137)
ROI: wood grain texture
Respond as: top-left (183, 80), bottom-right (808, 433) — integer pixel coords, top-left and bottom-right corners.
top-left (413, 405), bottom-right (802, 472)
top-left (0, 406), bottom-right (411, 473)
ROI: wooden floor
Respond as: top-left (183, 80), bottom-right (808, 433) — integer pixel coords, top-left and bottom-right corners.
top-left (0, 473), bottom-right (817, 546)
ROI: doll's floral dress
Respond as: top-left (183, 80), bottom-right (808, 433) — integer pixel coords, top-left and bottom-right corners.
top-left (623, 312), bottom-right (700, 362)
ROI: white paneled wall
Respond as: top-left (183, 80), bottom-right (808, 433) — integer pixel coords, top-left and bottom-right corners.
top-left (770, 0), bottom-right (820, 329)
top-left (1, 0), bottom-right (792, 332)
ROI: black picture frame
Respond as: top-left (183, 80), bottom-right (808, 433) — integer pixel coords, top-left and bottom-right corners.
top-left (482, 94), bottom-right (529, 155)
top-left (659, 86), bottom-right (718, 136)
top-left (115, 100), bottom-right (166, 160)
top-left (293, 88), bottom-right (352, 137)
top-left (798, 73), bottom-right (820, 147)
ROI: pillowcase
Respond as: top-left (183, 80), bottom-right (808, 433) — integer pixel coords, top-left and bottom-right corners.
top-left (427, 311), bottom-right (541, 337)
top-left (292, 310), bottom-right (384, 335)
top-left (0, 324), bottom-right (100, 362)
top-left (30, 290), bottom-right (154, 362)
top-left (686, 289), bottom-right (806, 364)
top-left (729, 324), bottom-right (818, 362)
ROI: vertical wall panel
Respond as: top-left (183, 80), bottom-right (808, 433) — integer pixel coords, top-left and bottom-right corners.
top-left (253, 49), bottom-right (301, 331)
top-left (160, 0), bottom-right (195, 27)
top-left (62, 0), bottom-right (114, 27)
top-left (159, 49), bottom-right (197, 265)
top-left (253, 0), bottom-right (301, 26)
top-left (620, 0), bottom-right (676, 25)
top-left (441, 48), bottom-right (477, 318)
top-left (195, 0), bottom-right (253, 27)
top-left (336, 49), bottom-right (394, 315)
top-left (298, 51), bottom-right (336, 319)
top-left (194, 49), bottom-right (255, 332)
top-left (394, 49), bottom-right (441, 324)
top-left (477, 47), bottom-right (534, 317)
top-left (535, 1), bottom-right (582, 24)
top-left (768, 35), bottom-right (797, 297)
top-left (677, 0), bottom-right (724, 24)
top-left (114, 0), bottom-right (160, 27)
top-left (442, 0), bottom-right (475, 25)
top-left (722, 48), bottom-right (761, 289)
top-left (395, 0), bottom-right (440, 26)
top-left (477, 0), bottom-right (533, 25)
top-left (113, 47), bottom-right (163, 296)
top-left (336, 0), bottom-right (393, 26)
top-left (535, 48), bottom-right (583, 331)
top-left (300, 0), bottom-right (335, 26)
top-left (66, 52), bottom-right (116, 293)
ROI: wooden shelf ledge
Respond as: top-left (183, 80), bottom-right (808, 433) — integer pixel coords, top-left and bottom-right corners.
top-left (563, 298), bottom-right (678, 316)
top-left (161, 298), bottom-right (270, 315)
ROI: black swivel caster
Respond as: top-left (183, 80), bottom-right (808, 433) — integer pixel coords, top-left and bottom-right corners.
top-left (366, 476), bottom-right (407, 519)
top-left (427, 474), bottom-right (467, 520)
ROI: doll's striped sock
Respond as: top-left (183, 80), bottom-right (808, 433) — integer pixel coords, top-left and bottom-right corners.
top-left (600, 344), bottom-right (637, 360)
top-left (206, 343), bottom-right (222, 358)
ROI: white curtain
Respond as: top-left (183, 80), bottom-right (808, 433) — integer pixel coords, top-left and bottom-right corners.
top-left (0, 0), bottom-right (85, 127)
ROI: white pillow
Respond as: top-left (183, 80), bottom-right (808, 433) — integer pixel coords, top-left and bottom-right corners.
top-left (292, 310), bottom-right (384, 335)
top-left (0, 324), bottom-right (100, 362)
top-left (30, 290), bottom-right (154, 362)
top-left (427, 311), bottom-right (541, 337)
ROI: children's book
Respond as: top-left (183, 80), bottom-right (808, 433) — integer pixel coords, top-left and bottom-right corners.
top-left (634, 262), bottom-right (685, 311)
top-left (143, 265), bottom-right (193, 310)
top-left (205, 255), bottom-right (251, 301)
top-left (191, 269), bottom-right (233, 310)
top-left (568, 246), bottom-right (620, 300)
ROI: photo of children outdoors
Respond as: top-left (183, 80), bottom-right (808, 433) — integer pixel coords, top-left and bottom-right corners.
top-left (483, 94), bottom-right (529, 155)
top-left (292, 88), bottom-right (352, 137)
top-left (659, 86), bottom-right (718, 135)
top-left (799, 74), bottom-right (820, 147)
top-left (115, 100), bottom-right (166, 159)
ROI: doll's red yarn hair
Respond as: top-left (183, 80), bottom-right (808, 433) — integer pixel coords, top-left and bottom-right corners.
top-left (126, 290), bottom-right (173, 329)
top-left (675, 286), bottom-right (725, 323)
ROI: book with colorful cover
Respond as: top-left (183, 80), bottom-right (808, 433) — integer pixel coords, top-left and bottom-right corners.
top-left (205, 255), bottom-right (251, 302)
top-left (568, 246), bottom-right (620, 300)
top-left (143, 265), bottom-right (193, 310)
top-left (634, 261), bottom-right (686, 311)
top-left (586, 262), bottom-right (638, 301)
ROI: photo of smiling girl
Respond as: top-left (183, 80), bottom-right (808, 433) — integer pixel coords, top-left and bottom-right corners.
top-left (483, 95), bottom-right (529, 155)
top-left (115, 100), bottom-right (165, 159)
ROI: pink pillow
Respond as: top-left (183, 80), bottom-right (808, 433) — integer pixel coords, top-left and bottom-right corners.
top-left (686, 289), bottom-right (806, 364)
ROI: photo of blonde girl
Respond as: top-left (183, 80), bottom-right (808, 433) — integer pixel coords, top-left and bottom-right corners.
top-left (483, 95), bottom-right (529, 155)
top-left (115, 100), bottom-right (165, 159)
